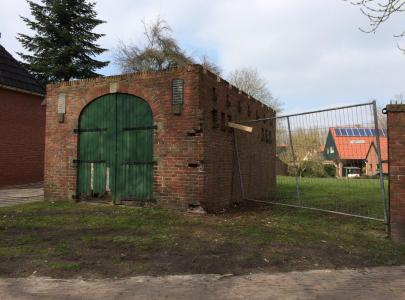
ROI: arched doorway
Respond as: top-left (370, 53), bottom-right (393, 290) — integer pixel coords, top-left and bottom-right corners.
top-left (77, 93), bottom-right (154, 202)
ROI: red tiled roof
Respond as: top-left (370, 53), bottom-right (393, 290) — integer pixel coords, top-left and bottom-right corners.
top-left (330, 128), bottom-right (388, 161)
top-left (365, 142), bottom-right (388, 173)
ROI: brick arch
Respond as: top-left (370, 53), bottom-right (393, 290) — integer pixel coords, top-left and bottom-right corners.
top-left (79, 82), bottom-right (162, 121)
top-left (79, 93), bottom-right (154, 123)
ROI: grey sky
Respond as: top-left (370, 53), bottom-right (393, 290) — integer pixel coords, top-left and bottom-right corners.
top-left (1, 0), bottom-right (404, 112)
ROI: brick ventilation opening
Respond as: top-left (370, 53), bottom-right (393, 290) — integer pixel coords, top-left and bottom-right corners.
top-left (212, 109), bottom-right (219, 128)
top-left (220, 112), bottom-right (226, 131)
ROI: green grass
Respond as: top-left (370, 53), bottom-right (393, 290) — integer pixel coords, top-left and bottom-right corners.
top-left (49, 263), bottom-right (81, 271)
top-left (276, 176), bottom-right (387, 219)
top-left (0, 201), bottom-right (404, 278)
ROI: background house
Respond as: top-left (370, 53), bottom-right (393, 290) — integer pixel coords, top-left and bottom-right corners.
top-left (0, 44), bottom-right (45, 187)
top-left (324, 127), bottom-right (388, 177)
top-left (365, 141), bottom-right (388, 175)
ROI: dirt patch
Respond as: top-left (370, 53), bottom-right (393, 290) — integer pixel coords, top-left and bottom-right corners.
top-left (0, 201), bottom-right (404, 279)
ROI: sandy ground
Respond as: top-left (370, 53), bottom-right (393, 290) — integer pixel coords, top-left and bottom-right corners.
top-left (0, 183), bottom-right (43, 207)
top-left (1, 265), bottom-right (405, 300)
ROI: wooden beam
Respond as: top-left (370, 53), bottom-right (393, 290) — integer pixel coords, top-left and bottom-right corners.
top-left (227, 122), bottom-right (253, 133)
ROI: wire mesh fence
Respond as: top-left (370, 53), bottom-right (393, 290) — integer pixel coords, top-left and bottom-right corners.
top-left (239, 101), bottom-right (388, 222)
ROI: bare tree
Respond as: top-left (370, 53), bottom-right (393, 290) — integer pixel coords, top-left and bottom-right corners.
top-left (228, 68), bottom-right (282, 112)
top-left (374, 94), bottom-right (404, 128)
top-left (346, 0), bottom-right (405, 53)
top-left (114, 17), bottom-right (221, 74)
top-left (392, 92), bottom-right (405, 102)
top-left (199, 54), bottom-right (222, 75)
top-left (277, 128), bottom-right (326, 177)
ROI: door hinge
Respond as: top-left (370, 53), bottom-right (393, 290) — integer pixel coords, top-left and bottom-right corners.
top-left (73, 128), bottom-right (107, 133)
top-left (73, 159), bottom-right (107, 164)
top-left (122, 160), bottom-right (157, 165)
top-left (122, 125), bottom-right (158, 131)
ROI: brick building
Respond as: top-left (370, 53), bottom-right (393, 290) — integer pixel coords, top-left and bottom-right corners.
top-left (44, 65), bottom-right (276, 212)
top-left (0, 44), bottom-right (45, 187)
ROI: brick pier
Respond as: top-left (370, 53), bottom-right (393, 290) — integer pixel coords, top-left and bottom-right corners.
top-left (386, 104), bottom-right (405, 243)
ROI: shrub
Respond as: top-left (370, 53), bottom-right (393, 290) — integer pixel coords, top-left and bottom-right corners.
top-left (323, 164), bottom-right (336, 177)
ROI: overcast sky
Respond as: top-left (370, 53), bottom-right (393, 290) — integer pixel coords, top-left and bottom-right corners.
top-left (1, 0), bottom-right (404, 113)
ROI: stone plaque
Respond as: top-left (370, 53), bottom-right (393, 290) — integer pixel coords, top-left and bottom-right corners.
top-left (58, 93), bottom-right (66, 114)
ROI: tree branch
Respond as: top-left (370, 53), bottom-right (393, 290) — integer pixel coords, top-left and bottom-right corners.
top-left (346, 0), bottom-right (405, 53)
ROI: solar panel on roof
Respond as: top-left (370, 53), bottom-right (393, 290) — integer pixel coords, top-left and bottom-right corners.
top-left (341, 128), bottom-right (348, 136)
top-left (381, 129), bottom-right (387, 137)
top-left (333, 127), bottom-right (387, 138)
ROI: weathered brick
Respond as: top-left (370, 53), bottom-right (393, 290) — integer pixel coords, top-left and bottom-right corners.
top-left (387, 104), bottom-right (405, 243)
top-left (44, 65), bottom-right (276, 212)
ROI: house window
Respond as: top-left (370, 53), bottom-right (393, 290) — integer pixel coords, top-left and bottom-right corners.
top-left (247, 105), bottom-right (251, 117)
top-left (329, 147), bottom-right (335, 154)
top-left (261, 128), bottom-right (265, 141)
top-left (238, 101), bottom-right (242, 113)
top-left (212, 88), bottom-right (217, 102)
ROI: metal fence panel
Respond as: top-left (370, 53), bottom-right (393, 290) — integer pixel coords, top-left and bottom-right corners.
top-left (238, 101), bottom-right (388, 222)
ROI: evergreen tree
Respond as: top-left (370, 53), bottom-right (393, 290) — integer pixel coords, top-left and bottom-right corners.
top-left (18, 0), bottom-right (109, 84)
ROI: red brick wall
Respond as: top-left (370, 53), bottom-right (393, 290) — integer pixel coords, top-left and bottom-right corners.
top-left (0, 87), bottom-right (45, 187)
top-left (199, 70), bottom-right (276, 211)
top-left (386, 104), bottom-right (405, 243)
top-left (44, 65), bottom-right (276, 211)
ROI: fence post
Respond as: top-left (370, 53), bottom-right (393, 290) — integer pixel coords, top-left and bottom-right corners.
top-left (233, 130), bottom-right (246, 200)
top-left (286, 116), bottom-right (301, 205)
top-left (385, 104), bottom-right (405, 243)
top-left (372, 101), bottom-right (388, 230)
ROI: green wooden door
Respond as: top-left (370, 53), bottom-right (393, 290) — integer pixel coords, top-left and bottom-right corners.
top-left (116, 94), bottom-right (154, 201)
top-left (78, 93), bottom-right (154, 202)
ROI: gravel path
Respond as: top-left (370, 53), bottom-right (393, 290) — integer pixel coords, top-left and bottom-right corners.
top-left (1, 266), bottom-right (405, 299)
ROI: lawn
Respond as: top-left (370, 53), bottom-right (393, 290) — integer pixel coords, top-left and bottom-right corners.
top-left (0, 201), bottom-right (404, 278)
top-left (276, 176), bottom-right (387, 220)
